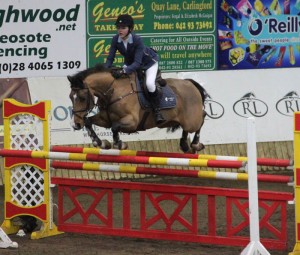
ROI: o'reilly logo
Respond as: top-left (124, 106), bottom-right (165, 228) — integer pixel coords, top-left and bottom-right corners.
top-left (0, 5), bottom-right (80, 28)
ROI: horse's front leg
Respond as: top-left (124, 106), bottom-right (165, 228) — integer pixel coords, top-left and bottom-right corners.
top-left (110, 113), bottom-right (139, 150)
top-left (111, 122), bottom-right (128, 150)
top-left (84, 115), bottom-right (111, 149)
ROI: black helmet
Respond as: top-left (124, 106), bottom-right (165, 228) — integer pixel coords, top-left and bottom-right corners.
top-left (115, 14), bottom-right (134, 30)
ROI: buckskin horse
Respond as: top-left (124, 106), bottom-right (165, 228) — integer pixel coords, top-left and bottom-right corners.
top-left (68, 64), bottom-right (207, 153)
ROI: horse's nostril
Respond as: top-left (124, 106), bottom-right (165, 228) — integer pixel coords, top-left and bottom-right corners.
top-left (73, 123), bottom-right (82, 130)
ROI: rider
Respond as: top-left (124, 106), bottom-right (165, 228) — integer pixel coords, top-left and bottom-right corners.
top-left (104, 14), bottom-right (166, 125)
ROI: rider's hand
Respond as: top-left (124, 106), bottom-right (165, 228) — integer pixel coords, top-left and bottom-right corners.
top-left (112, 69), bottom-right (125, 79)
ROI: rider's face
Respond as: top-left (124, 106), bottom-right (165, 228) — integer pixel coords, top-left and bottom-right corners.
top-left (117, 26), bottom-right (129, 39)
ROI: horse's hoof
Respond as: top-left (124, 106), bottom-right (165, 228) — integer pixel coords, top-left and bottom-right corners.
top-left (187, 148), bottom-right (196, 154)
top-left (120, 142), bottom-right (128, 150)
top-left (180, 146), bottom-right (190, 153)
top-left (113, 141), bottom-right (128, 150)
top-left (92, 137), bottom-right (103, 148)
top-left (180, 147), bottom-right (189, 153)
top-left (191, 143), bottom-right (205, 152)
top-left (101, 140), bottom-right (111, 149)
top-left (180, 139), bottom-right (190, 153)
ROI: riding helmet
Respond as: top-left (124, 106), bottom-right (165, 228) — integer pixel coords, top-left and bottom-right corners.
top-left (115, 14), bottom-right (134, 30)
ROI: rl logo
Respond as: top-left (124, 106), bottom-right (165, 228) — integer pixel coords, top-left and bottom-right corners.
top-left (276, 91), bottom-right (300, 117)
top-left (233, 93), bottom-right (268, 118)
top-left (204, 94), bottom-right (224, 119)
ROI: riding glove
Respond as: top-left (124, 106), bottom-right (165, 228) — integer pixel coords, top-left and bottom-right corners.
top-left (112, 69), bottom-right (125, 79)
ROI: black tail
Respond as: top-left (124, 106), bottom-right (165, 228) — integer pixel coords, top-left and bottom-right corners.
top-left (185, 79), bottom-right (208, 103)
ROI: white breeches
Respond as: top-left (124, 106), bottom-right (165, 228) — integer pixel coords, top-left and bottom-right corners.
top-left (145, 62), bottom-right (158, 93)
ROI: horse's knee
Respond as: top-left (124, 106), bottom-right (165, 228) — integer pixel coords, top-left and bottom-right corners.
top-left (84, 117), bottom-right (93, 128)
top-left (111, 122), bottom-right (121, 133)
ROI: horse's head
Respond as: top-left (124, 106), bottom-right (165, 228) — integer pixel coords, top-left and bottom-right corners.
top-left (68, 75), bottom-right (95, 130)
top-left (68, 64), bottom-right (127, 130)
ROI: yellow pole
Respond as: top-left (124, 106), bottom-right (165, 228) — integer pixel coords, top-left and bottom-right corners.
top-left (289, 112), bottom-right (300, 255)
top-left (1, 99), bottom-right (62, 239)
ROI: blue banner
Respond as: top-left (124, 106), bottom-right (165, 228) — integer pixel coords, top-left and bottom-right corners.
top-left (217, 0), bottom-right (300, 69)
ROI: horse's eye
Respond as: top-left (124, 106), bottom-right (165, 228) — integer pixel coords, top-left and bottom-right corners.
top-left (77, 92), bottom-right (87, 102)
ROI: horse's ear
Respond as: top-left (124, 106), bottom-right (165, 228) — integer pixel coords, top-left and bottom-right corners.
top-left (67, 75), bottom-right (72, 83)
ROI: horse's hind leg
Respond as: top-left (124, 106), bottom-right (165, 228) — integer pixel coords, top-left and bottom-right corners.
top-left (180, 130), bottom-right (205, 154)
top-left (180, 130), bottom-right (190, 153)
top-left (190, 129), bottom-right (205, 153)
top-left (190, 111), bottom-right (206, 153)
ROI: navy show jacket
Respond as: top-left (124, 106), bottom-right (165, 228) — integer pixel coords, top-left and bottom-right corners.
top-left (105, 33), bottom-right (159, 74)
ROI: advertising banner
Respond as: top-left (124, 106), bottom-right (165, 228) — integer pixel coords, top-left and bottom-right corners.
top-left (217, 0), bottom-right (300, 69)
top-left (87, 0), bottom-right (217, 71)
top-left (0, 0), bottom-right (86, 78)
top-left (0, 0), bottom-right (299, 147)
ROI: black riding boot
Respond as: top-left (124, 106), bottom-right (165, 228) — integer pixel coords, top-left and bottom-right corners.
top-left (156, 69), bottom-right (167, 86)
top-left (149, 89), bottom-right (166, 125)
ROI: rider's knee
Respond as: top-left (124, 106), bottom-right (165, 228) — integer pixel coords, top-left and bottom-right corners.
top-left (146, 81), bottom-right (156, 92)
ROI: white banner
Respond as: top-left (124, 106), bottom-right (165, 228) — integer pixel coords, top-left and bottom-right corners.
top-left (25, 68), bottom-right (299, 146)
top-left (0, 0), bottom-right (86, 78)
top-left (179, 68), bottom-right (299, 144)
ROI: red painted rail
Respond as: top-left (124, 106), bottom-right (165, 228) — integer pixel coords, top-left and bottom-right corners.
top-left (51, 145), bottom-right (293, 167)
top-left (0, 149), bottom-right (245, 169)
top-left (51, 160), bottom-right (292, 183)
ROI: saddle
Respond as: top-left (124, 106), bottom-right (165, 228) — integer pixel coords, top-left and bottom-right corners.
top-left (136, 69), bottom-right (176, 110)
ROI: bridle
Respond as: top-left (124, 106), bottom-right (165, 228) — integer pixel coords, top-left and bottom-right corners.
top-left (71, 86), bottom-right (95, 119)
top-left (71, 74), bottom-right (138, 121)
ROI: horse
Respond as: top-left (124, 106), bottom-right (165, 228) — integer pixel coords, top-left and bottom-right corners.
top-left (68, 64), bottom-right (208, 153)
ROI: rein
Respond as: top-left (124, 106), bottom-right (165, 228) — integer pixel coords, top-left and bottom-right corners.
top-left (98, 74), bottom-right (138, 109)
top-left (71, 73), bottom-right (138, 125)
top-left (72, 87), bottom-right (95, 118)
top-left (96, 74), bottom-right (138, 127)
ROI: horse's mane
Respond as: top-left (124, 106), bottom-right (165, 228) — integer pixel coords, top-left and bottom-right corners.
top-left (68, 64), bottom-right (110, 89)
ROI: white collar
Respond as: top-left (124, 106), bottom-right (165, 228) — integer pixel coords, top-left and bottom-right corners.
top-left (118, 33), bottom-right (133, 43)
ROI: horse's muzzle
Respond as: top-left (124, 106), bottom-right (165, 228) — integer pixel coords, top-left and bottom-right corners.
top-left (72, 123), bottom-right (83, 130)
top-left (71, 115), bottom-right (85, 130)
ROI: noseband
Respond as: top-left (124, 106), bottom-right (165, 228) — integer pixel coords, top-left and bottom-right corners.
top-left (71, 74), bottom-right (137, 121)
top-left (71, 86), bottom-right (95, 119)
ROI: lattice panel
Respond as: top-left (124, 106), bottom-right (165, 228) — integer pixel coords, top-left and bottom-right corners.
top-left (141, 192), bottom-right (197, 233)
top-left (10, 165), bottom-right (44, 206)
top-left (10, 114), bottom-right (43, 151)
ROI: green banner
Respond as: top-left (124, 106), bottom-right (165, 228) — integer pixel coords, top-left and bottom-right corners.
top-left (88, 35), bottom-right (215, 70)
top-left (87, 0), bottom-right (216, 71)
